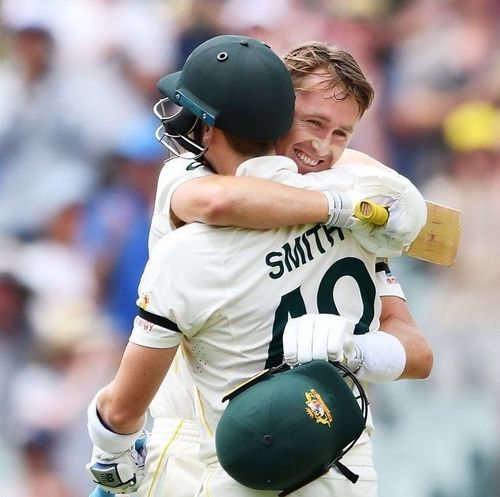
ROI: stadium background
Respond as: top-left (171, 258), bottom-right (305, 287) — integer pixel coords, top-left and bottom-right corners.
top-left (0, 1), bottom-right (499, 496)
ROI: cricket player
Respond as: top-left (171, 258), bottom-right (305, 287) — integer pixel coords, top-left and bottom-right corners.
top-left (86, 35), bottom-right (430, 495)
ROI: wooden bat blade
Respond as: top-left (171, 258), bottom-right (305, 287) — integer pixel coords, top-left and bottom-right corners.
top-left (404, 201), bottom-right (461, 267)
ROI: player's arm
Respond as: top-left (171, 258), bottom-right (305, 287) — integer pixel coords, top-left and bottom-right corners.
top-left (282, 260), bottom-right (433, 383)
top-left (283, 306), bottom-right (432, 383)
top-left (169, 156), bottom-right (426, 260)
top-left (379, 296), bottom-right (433, 380)
top-left (171, 174), bottom-right (330, 229)
top-left (86, 343), bottom-right (177, 494)
top-left (87, 231), bottom-right (201, 494)
top-left (96, 343), bottom-right (177, 433)
top-left (169, 148), bottom-right (401, 232)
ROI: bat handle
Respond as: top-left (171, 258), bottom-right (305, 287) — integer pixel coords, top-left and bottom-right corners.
top-left (354, 200), bottom-right (389, 226)
top-left (89, 486), bottom-right (110, 497)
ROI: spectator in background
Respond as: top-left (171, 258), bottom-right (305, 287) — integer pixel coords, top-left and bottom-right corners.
top-left (0, 23), bottom-right (97, 238)
top-left (0, 238), bottom-right (33, 421)
top-left (0, 1), bottom-right (167, 239)
top-left (81, 116), bottom-right (165, 340)
top-left (385, 0), bottom-right (500, 185)
top-left (419, 100), bottom-right (500, 395)
top-left (6, 296), bottom-right (119, 497)
top-left (174, 0), bottom-right (223, 69)
top-left (218, 0), bottom-right (328, 56)
top-left (0, 202), bottom-right (120, 497)
top-left (1, 0), bottom-right (176, 89)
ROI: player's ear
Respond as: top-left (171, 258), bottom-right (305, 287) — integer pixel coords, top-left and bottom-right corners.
top-left (201, 124), bottom-right (213, 146)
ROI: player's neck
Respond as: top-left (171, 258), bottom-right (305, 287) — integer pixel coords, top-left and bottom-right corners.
top-left (204, 139), bottom-right (248, 176)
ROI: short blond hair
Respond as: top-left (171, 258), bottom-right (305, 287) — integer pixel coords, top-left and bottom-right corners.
top-left (283, 41), bottom-right (374, 117)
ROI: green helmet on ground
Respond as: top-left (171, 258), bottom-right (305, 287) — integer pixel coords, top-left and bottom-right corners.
top-left (215, 361), bottom-right (367, 495)
top-left (157, 34), bottom-right (295, 142)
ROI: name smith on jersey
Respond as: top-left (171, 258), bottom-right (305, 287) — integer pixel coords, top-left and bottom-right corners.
top-left (265, 225), bottom-right (345, 279)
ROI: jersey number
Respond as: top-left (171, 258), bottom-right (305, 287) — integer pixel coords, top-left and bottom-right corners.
top-left (265, 257), bottom-right (375, 368)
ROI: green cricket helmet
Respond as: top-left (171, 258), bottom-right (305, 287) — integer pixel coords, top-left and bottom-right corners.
top-left (215, 361), bottom-right (368, 496)
top-left (154, 35), bottom-right (295, 157)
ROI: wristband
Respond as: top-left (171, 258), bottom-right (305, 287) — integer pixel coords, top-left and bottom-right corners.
top-left (323, 191), bottom-right (354, 228)
top-left (351, 331), bottom-right (406, 383)
top-left (87, 391), bottom-right (145, 454)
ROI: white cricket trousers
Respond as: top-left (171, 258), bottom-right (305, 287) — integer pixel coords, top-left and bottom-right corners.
top-left (137, 418), bottom-right (377, 497)
top-left (197, 432), bottom-right (378, 497)
top-left (136, 418), bottom-right (205, 497)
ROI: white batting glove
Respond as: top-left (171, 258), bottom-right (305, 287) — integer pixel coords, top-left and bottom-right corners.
top-left (347, 174), bottom-right (427, 257)
top-left (86, 435), bottom-right (147, 494)
top-left (87, 393), bottom-right (147, 494)
top-left (282, 314), bottom-right (355, 366)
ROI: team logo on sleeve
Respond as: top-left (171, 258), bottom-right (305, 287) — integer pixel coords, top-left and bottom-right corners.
top-left (305, 389), bottom-right (332, 427)
top-left (386, 274), bottom-right (399, 285)
top-left (384, 267), bottom-right (399, 285)
top-left (138, 293), bottom-right (150, 310)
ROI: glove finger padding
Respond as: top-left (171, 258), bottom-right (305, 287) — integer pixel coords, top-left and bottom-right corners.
top-left (325, 314), bottom-right (354, 362)
top-left (296, 317), bottom-right (316, 364)
top-left (311, 322), bottom-right (329, 362)
top-left (282, 314), bottom-right (355, 366)
top-left (351, 226), bottom-right (406, 258)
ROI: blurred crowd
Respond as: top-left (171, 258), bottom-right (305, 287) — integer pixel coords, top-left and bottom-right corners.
top-left (0, 1), bottom-right (499, 496)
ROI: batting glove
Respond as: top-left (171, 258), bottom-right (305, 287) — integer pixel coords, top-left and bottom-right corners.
top-left (323, 190), bottom-right (355, 228)
top-left (86, 435), bottom-right (147, 494)
top-left (347, 173), bottom-right (427, 257)
top-left (86, 393), bottom-right (147, 494)
top-left (282, 314), bottom-right (355, 366)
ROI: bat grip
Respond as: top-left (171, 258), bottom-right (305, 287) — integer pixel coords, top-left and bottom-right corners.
top-left (89, 486), bottom-right (110, 497)
top-left (354, 200), bottom-right (389, 226)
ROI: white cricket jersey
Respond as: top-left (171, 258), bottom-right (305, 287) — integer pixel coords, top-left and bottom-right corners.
top-left (148, 153), bottom-right (213, 253)
top-left (132, 159), bottom-right (388, 463)
top-left (145, 156), bottom-right (405, 424)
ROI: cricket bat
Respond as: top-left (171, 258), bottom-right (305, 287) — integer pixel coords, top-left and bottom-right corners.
top-left (354, 200), bottom-right (461, 267)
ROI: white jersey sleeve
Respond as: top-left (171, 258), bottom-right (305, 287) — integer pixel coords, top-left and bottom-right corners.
top-left (131, 224), bottom-right (228, 349)
top-left (148, 155), bottom-right (214, 253)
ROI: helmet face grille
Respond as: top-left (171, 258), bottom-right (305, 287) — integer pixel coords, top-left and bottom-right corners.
top-left (153, 98), bottom-right (206, 159)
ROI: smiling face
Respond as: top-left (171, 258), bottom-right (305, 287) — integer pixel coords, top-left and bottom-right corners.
top-left (276, 72), bottom-right (362, 174)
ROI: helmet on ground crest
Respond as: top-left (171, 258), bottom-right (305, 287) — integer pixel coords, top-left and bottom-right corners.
top-left (215, 361), bottom-right (368, 496)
